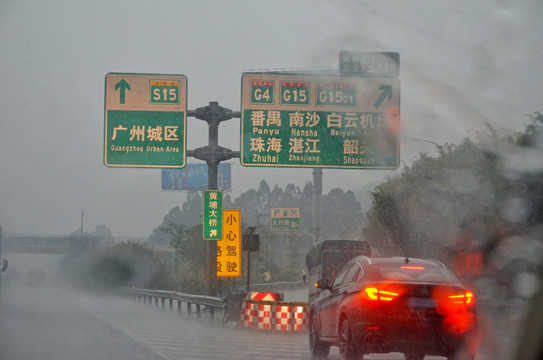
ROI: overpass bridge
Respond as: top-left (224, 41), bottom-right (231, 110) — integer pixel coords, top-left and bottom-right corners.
top-left (3, 234), bottom-right (75, 255)
top-left (2, 234), bottom-right (148, 255)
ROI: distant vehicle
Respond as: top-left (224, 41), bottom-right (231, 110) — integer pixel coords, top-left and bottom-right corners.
top-left (306, 240), bottom-right (371, 302)
top-left (3, 267), bottom-right (19, 286)
top-left (0, 259), bottom-right (7, 295)
top-left (0, 226), bottom-right (7, 296)
top-left (309, 256), bottom-right (477, 360)
top-left (25, 267), bottom-right (46, 286)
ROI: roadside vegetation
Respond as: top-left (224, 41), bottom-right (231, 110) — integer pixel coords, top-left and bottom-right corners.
top-left (365, 113), bottom-right (543, 257)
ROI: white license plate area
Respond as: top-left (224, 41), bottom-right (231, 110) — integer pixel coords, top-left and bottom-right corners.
top-left (408, 297), bottom-right (436, 308)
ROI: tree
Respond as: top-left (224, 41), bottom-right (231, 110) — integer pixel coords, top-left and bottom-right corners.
top-left (59, 240), bottom-right (169, 291)
top-left (322, 188), bottom-right (363, 240)
top-left (149, 206), bottom-right (183, 245)
top-left (91, 224), bottom-right (114, 244)
top-left (149, 191), bottom-right (203, 245)
top-left (160, 222), bottom-right (206, 270)
top-left (153, 178), bottom-right (366, 283)
top-left (161, 222), bottom-right (187, 270)
top-left (363, 116), bottom-right (543, 260)
top-left (510, 112), bottom-right (543, 229)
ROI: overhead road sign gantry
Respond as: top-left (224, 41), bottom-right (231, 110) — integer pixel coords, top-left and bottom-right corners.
top-left (240, 72), bottom-right (400, 169)
top-left (104, 73), bottom-right (187, 168)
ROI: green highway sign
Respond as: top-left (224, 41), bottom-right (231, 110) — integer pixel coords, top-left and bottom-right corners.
top-left (203, 190), bottom-right (223, 240)
top-left (271, 207), bottom-right (300, 231)
top-left (339, 51), bottom-right (400, 77)
top-left (104, 73), bottom-right (187, 168)
top-left (240, 73), bottom-right (400, 169)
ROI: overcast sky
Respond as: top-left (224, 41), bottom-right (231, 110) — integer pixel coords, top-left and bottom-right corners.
top-left (1, 0), bottom-right (542, 237)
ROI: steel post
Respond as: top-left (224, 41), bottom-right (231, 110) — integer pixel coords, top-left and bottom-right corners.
top-left (188, 102), bottom-right (240, 296)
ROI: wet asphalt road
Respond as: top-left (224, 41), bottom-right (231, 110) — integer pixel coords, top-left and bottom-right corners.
top-left (0, 285), bottom-right (452, 360)
top-left (0, 286), bottom-right (166, 360)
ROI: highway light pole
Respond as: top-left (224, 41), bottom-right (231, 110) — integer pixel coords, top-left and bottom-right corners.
top-left (187, 102), bottom-right (240, 296)
top-left (80, 209), bottom-right (84, 238)
top-left (313, 168), bottom-right (323, 244)
top-left (409, 137), bottom-right (446, 157)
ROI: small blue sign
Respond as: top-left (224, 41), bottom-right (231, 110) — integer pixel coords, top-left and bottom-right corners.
top-left (161, 163), bottom-right (231, 191)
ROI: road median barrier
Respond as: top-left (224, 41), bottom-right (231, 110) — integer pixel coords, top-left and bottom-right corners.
top-left (239, 297), bottom-right (309, 332)
top-left (247, 291), bottom-right (284, 301)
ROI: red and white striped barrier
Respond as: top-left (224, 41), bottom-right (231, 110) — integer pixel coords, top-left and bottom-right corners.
top-left (248, 292), bottom-right (284, 302)
top-left (273, 304), bottom-right (294, 331)
top-left (239, 300), bottom-right (255, 328)
top-left (292, 304), bottom-right (308, 331)
top-left (254, 303), bottom-right (273, 330)
top-left (239, 298), bottom-right (309, 332)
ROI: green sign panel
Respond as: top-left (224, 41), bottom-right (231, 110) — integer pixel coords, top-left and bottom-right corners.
top-left (339, 51), bottom-right (400, 77)
top-left (104, 73), bottom-right (187, 168)
top-left (241, 73), bottom-right (400, 169)
top-left (106, 110), bottom-right (184, 166)
top-left (203, 190), bottom-right (223, 240)
top-left (271, 207), bottom-right (300, 231)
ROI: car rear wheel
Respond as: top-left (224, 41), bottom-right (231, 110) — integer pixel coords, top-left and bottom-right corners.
top-left (339, 318), bottom-right (358, 360)
top-left (309, 314), bottom-right (330, 359)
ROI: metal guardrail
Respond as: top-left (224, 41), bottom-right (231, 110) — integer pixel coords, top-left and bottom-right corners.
top-left (122, 281), bottom-right (308, 322)
top-left (123, 288), bottom-right (226, 320)
top-left (240, 280), bottom-right (308, 292)
top-left (122, 283), bottom-right (516, 334)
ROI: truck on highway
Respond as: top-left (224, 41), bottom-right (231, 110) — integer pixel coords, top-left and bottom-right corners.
top-left (305, 239), bottom-right (371, 302)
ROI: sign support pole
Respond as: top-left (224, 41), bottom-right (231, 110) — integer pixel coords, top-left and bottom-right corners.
top-left (243, 226), bottom-right (257, 292)
top-left (312, 168), bottom-right (323, 243)
top-left (187, 102), bottom-right (240, 296)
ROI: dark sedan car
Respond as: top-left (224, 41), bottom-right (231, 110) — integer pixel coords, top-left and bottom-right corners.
top-left (309, 256), bottom-right (477, 360)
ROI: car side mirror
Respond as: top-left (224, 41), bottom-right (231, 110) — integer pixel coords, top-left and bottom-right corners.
top-left (315, 278), bottom-right (331, 290)
top-left (2, 259), bottom-right (7, 272)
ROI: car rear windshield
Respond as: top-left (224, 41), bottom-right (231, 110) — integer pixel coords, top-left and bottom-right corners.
top-left (375, 265), bottom-right (457, 284)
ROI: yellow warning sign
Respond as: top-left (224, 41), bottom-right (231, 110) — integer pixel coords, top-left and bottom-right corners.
top-left (217, 209), bottom-right (241, 277)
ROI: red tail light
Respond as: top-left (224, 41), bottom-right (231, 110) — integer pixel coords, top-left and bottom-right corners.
top-left (433, 287), bottom-right (476, 335)
top-left (400, 265), bottom-right (424, 270)
top-left (433, 286), bottom-right (475, 307)
top-left (363, 287), bottom-right (400, 302)
top-left (448, 292), bottom-right (474, 306)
